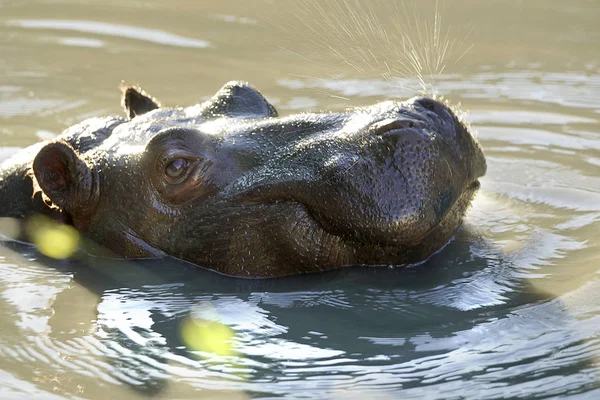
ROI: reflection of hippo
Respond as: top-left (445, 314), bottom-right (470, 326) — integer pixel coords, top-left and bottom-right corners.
top-left (0, 82), bottom-right (485, 277)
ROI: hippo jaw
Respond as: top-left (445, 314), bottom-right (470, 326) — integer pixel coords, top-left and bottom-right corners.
top-left (264, 184), bottom-right (480, 272)
top-left (27, 81), bottom-right (485, 277)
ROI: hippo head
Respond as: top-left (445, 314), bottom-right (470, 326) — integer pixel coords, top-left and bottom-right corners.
top-left (31, 81), bottom-right (486, 277)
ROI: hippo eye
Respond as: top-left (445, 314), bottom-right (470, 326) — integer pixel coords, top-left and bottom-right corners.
top-left (165, 158), bottom-right (189, 180)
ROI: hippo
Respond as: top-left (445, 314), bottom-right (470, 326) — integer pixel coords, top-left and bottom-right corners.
top-left (0, 81), bottom-right (486, 277)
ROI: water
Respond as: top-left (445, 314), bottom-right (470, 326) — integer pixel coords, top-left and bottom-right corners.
top-left (1, 0), bottom-right (599, 398)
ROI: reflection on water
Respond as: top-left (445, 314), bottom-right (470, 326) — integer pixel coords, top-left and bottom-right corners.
top-left (0, 0), bottom-right (599, 398)
top-left (0, 231), bottom-right (598, 399)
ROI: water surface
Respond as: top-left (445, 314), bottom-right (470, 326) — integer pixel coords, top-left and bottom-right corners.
top-left (0, 0), bottom-right (599, 398)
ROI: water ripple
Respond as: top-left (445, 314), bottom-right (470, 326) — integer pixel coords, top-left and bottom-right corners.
top-left (7, 20), bottom-right (211, 49)
top-left (277, 71), bottom-right (600, 111)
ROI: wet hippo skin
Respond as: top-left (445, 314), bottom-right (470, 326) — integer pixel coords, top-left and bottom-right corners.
top-left (0, 81), bottom-right (486, 277)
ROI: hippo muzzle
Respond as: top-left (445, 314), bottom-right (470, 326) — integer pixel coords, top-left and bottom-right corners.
top-left (1, 81), bottom-right (486, 277)
top-left (271, 96), bottom-right (485, 249)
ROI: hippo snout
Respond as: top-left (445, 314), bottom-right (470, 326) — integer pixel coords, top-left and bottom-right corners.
top-left (284, 96), bottom-right (484, 250)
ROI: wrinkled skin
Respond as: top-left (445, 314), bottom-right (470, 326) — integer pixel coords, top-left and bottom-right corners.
top-left (0, 81), bottom-right (486, 277)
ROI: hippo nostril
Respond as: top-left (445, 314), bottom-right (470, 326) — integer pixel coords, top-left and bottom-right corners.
top-left (414, 97), bottom-right (438, 112)
top-left (370, 118), bottom-right (415, 137)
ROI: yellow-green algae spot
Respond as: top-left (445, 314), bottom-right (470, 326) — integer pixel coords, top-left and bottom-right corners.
top-left (180, 302), bottom-right (237, 358)
top-left (180, 316), bottom-right (236, 357)
top-left (26, 214), bottom-right (80, 259)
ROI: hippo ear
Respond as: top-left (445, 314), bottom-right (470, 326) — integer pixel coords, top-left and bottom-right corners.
top-left (32, 142), bottom-right (95, 215)
top-left (120, 83), bottom-right (161, 119)
top-left (200, 81), bottom-right (278, 119)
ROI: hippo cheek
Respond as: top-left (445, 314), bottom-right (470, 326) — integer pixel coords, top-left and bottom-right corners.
top-left (299, 144), bottom-right (436, 246)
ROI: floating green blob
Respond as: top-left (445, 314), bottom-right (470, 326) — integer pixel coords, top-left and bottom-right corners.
top-left (180, 316), bottom-right (235, 357)
top-left (27, 214), bottom-right (80, 259)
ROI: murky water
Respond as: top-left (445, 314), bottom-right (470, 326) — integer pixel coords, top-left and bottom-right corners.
top-left (1, 0), bottom-right (599, 398)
